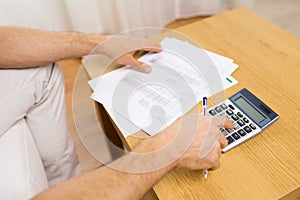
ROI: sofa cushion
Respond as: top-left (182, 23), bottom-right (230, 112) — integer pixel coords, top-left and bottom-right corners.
top-left (0, 119), bottom-right (48, 200)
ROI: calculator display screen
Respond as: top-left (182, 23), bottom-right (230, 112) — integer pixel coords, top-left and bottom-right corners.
top-left (234, 97), bottom-right (266, 123)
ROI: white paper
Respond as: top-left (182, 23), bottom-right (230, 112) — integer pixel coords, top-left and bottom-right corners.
top-left (89, 37), bottom-right (239, 136)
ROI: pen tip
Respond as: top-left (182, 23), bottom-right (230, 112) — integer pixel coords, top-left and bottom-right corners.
top-left (203, 97), bottom-right (207, 105)
top-left (203, 169), bottom-right (208, 180)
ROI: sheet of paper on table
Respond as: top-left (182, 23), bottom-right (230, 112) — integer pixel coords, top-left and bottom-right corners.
top-left (87, 37), bottom-right (239, 137)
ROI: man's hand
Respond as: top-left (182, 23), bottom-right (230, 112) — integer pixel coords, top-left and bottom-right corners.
top-left (175, 116), bottom-right (234, 170)
top-left (129, 114), bottom-right (234, 172)
top-left (95, 36), bottom-right (162, 73)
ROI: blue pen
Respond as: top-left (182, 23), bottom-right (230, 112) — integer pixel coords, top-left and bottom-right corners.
top-left (203, 97), bottom-right (208, 116)
top-left (202, 97), bottom-right (208, 180)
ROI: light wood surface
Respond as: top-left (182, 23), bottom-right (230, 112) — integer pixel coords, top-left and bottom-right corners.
top-left (80, 7), bottom-right (300, 200)
top-left (120, 8), bottom-right (300, 200)
top-left (158, 9), bottom-right (300, 199)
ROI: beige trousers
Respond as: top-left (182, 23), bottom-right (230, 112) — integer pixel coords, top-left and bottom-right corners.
top-left (0, 63), bottom-right (80, 194)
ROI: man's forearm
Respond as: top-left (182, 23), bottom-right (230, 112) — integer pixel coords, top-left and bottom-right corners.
top-left (33, 153), bottom-right (175, 200)
top-left (32, 115), bottom-right (232, 200)
top-left (0, 26), bottom-right (108, 68)
top-left (33, 121), bottom-right (180, 200)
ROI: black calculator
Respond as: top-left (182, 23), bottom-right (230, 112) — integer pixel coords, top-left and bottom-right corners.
top-left (208, 88), bottom-right (279, 152)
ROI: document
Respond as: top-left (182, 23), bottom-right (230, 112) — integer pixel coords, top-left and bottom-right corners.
top-left (88, 37), bottom-right (239, 136)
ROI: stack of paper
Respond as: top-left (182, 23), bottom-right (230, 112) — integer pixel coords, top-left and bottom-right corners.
top-left (87, 37), bottom-right (238, 137)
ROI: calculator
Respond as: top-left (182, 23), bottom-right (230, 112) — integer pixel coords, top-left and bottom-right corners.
top-left (208, 88), bottom-right (279, 152)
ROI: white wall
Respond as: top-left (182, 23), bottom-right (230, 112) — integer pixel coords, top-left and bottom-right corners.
top-left (0, 0), bottom-right (73, 31)
top-left (0, 0), bottom-right (253, 34)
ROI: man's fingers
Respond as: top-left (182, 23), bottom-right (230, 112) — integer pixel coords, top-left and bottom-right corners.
top-left (133, 38), bottom-right (162, 52)
top-left (219, 133), bottom-right (228, 148)
top-left (209, 144), bottom-right (222, 170)
top-left (116, 54), bottom-right (152, 73)
top-left (127, 56), bottom-right (152, 73)
top-left (112, 39), bottom-right (162, 72)
top-left (211, 116), bottom-right (234, 129)
top-left (143, 46), bottom-right (163, 53)
top-left (223, 117), bottom-right (234, 129)
top-left (209, 161), bottom-right (221, 170)
top-left (134, 64), bottom-right (152, 73)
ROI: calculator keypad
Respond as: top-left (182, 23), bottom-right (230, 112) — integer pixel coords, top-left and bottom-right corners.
top-left (207, 99), bottom-right (261, 152)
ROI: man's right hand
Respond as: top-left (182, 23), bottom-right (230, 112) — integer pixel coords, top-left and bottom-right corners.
top-left (175, 116), bottom-right (233, 170)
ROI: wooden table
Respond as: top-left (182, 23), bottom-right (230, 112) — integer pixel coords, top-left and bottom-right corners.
top-left (84, 8), bottom-right (300, 200)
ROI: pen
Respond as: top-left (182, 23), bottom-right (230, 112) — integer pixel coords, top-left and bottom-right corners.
top-left (202, 97), bottom-right (208, 180)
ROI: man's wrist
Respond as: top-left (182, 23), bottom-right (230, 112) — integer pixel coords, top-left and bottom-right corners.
top-left (133, 118), bottom-right (182, 170)
top-left (72, 33), bottom-right (110, 56)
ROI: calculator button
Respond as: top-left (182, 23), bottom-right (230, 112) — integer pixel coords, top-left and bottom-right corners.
top-left (226, 128), bottom-right (234, 133)
top-left (220, 103), bottom-right (228, 109)
top-left (237, 120), bottom-right (245, 127)
top-left (232, 132), bottom-right (241, 140)
top-left (233, 123), bottom-right (240, 130)
top-left (209, 109), bottom-right (217, 116)
top-left (228, 104), bottom-right (235, 110)
top-left (243, 126), bottom-right (252, 133)
top-left (250, 123), bottom-right (256, 130)
top-left (219, 112), bottom-right (226, 116)
top-left (220, 128), bottom-right (229, 136)
top-left (226, 136), bottom-right (235, 145)
top-left (243, 117), bottom-right (249, 123)
top-left (215, 106), bottom-right (223, 113)
top-left (231, 114), bottom-right (239, 121)
top-left (226, 109), bottom-right (234, 115)
top-left (237, 129), bottom-right (246, 136)
top-left (237, 112), bottom-right (243, 118)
